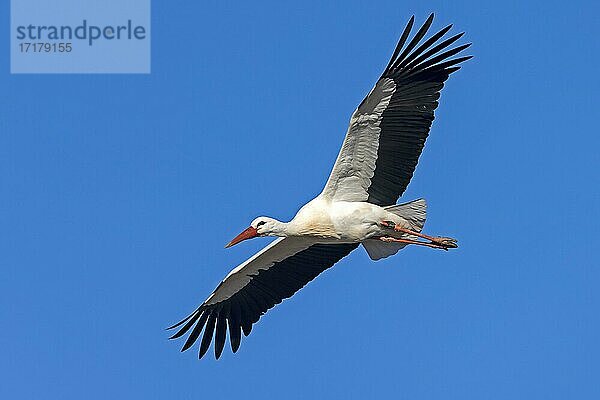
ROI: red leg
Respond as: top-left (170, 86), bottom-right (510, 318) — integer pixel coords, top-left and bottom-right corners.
top-left (381, 221), bottom-right (458, 249)
top-left (379, 236), bottom-right (448, 250)
top-left (380, 221), bottom-right (458, 248)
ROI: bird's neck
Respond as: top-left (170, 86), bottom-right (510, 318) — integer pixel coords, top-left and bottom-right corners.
top-left (271, 220), bottom-right (314, 237)
top-left (269, 220), bottom-right (294, 237)
top-left (274, 218), bottom-right (337, 238)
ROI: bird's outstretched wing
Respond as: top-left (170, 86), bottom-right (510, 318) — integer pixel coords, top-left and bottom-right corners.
top-left (168, 238), bottom-right (358, 359)
top-left (321, 13), bottom-right (471, 206)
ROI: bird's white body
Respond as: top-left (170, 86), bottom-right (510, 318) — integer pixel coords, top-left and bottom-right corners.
top-left (169, 14), bottom-right (470, 359)
top-left (284, 197), bottom-right (410, 242)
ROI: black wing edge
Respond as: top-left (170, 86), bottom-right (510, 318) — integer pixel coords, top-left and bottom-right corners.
top-left (365, 13), bottom-right (472, 206)
top-left (167, 243), bottom-right (359, 360)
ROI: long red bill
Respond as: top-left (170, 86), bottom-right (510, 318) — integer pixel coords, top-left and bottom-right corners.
top-left (225, 226), bottom-right (258, 248)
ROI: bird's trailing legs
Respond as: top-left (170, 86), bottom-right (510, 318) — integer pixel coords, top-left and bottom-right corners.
top-left (380, 220), bottom-right (458, 250)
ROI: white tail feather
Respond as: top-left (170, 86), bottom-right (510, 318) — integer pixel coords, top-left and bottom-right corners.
top-left (362, 198), bottom-right (427, 261)
top-left (384, 198), bottom-right (427, 232)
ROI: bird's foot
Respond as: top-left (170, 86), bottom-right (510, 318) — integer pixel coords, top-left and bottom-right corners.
top-left (431, 237), bottom-right (458, 249)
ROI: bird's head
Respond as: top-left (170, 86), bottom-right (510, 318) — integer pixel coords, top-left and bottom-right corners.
top-left (225, 217), bottom-right (281, 248)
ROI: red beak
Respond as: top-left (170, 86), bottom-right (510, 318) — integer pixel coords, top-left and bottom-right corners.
top-left (225, 226), bottom-right (258, 248)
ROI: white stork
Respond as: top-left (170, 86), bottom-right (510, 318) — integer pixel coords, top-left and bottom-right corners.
top-left (169, 14), bottom-right (471, 359)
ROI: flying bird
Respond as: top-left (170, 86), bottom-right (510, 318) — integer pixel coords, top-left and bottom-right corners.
top-left (169, 14), bottom-right (471, 359)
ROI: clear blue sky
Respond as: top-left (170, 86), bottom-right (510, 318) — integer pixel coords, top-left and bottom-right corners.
top-left (1, 1), bottom-right (598, 399)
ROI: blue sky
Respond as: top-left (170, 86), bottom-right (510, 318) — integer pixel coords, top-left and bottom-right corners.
top-left (1, 1), bottom-right (599, 398)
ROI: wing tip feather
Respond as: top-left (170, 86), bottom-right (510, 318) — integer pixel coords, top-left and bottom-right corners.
top-left (383, 15), bottom-right (471, 79)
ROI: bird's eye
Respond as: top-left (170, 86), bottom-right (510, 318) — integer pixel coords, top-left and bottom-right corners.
top-left (256, 221), bottom-right (266, 227)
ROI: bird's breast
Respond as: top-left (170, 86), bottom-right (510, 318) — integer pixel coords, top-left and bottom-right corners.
top-left (291, 199), bottom-right (386, 242)
top-left (290, 198), bottom-right (341, 239)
